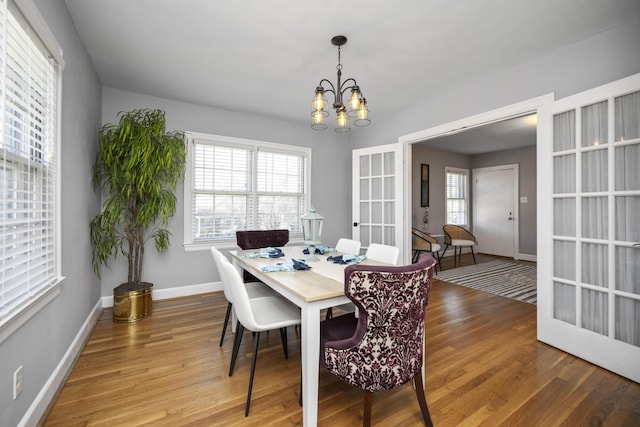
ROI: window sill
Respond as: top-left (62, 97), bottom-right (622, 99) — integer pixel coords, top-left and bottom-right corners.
top-left (0, 277), bottom-right (64, 344)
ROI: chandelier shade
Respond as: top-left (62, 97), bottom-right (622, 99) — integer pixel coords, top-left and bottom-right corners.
top-left (310, 35), bottom-right (370, 132)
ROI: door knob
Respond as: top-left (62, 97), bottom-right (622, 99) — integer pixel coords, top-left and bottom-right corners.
top-left (353, 222), bottom-right (359, 227)
top-left (508, 212), bottom-right (513, 220)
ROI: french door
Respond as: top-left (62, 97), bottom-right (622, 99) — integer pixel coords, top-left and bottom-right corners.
top-left (352, 143), bottom-right (406, 261)
top-left (537, 73), bottom-right (640, 382)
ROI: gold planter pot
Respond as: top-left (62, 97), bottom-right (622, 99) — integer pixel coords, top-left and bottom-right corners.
top-left (113, 282), bottom-right (153, 322)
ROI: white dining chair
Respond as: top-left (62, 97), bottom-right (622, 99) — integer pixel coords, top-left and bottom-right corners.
top-left (325, 238), bottom-right (363, 319)
top-left (210, 247), bottom-right (278, 346)
top-left (335, 237), bottom-right (361, 255)
top-left (365, 243), bottom-right (400, 265)
top-left (217, 255), bottom-right (302, 417)
top-left (326, 241), bottom-right (400, 320)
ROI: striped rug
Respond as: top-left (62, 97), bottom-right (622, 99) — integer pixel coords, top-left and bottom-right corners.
top-left (436, 260), bottom-right (537, 304)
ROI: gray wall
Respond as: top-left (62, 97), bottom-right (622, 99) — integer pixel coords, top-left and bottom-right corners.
top-left (472, 145), bottom-right (538, 256)
top-left (0, 1), bottom-right (102, 426)
top-left (100, 88), bottom-right (353, 295)
top-left (350, 18), bottom-right (640, 150)
top-left (411, 146), bottom-right (471, 233)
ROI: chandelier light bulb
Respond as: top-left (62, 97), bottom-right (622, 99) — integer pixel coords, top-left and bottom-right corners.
top-left (337, 109), bottom-right (348, 127)
top-left (357, 103), bottom-right (367, 120)
top-left (349, 89), bottom-right (360, 110)
top-left (312, 91), bottom-right (325, 111)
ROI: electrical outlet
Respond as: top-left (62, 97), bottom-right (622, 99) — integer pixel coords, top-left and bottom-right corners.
top-left (13, 365), bottom-right (23, 399)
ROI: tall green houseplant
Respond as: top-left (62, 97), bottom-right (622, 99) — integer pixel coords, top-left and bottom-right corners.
top-left (90, 109), bottom-right (186, 318)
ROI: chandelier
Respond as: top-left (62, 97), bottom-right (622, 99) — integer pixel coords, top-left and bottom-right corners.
top-left (311, 35), bottom-right (371, 132)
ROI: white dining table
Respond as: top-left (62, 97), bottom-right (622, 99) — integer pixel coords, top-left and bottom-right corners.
top-left (229, 246), bottom-right (381, 427)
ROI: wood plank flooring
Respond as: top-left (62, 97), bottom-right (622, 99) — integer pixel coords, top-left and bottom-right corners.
top-left (41, 254), bottom-right (640, 426)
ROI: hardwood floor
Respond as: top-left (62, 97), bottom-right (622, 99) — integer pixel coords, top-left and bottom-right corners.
top-left (41, 254), bottom-right (640, 426)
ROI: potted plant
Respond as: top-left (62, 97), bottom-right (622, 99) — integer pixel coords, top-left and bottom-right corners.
top-left (90, 108), bottom-right (186, 322)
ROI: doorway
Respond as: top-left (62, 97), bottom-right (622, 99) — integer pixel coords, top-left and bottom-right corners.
top-left (400, 94), bottom-right (553, 261)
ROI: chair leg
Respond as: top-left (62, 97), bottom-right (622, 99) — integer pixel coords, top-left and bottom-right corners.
top-left (441, 244), bottom-right (449, 260)
top-left (299, 376), bottom-right (303, 407)
top-left (363, 391), bottom-right (374, 427)
top-left (229, 321), bottom-right (244, 376)
top-left (279, 327), bottom-right (289, 359)
top-left (413, 374), bottom-right (434, 427)
top-left (431, 251), bottom-right (441, 275)
top-left (471, 246), bottom-right (477, 264)
top-left (325, 307), bottom-right (333, 320)
top-left (245, 331), bottom-right (261, 417)
top-left (219, 302), bottom-right (232, 346)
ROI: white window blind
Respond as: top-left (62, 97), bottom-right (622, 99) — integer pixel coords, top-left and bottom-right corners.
top-left (0, 0), bottom-right (61, 324)
top-left (446, 167), bottom-right (469, 225)
top-left (185, 133), bottom-right (310, 244)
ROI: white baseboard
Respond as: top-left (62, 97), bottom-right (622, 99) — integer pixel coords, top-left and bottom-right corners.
top-left (517, 253), bottom-right (537, 262)
top-left (23, 281), bottom-right (223, 426)
top-left (101, 281), bottom-right (223, 307)
top-left (19, 299), bottom-right (103, 427)
top-left (440, 249), bottom-right (537, 263)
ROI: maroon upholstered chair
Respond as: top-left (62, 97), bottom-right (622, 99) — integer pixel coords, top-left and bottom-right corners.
top-left (235, 229), bottom-right (289, 282)
top-left (321, 253), bottom-right (436, 427)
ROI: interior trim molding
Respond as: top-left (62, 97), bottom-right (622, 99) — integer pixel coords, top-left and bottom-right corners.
top-left (101, 281), bottom-right (223, 308)
top-left (19, 299), bottom-right (102, 427)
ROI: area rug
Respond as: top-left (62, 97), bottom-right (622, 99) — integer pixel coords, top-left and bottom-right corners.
top-left (435, 260), bottom-right (537, 304)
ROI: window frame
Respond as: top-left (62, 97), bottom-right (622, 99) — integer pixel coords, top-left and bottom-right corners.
top-left (445, 166), bottom-right (470, 226)
top-left (0, 0), bottom-right (64, 344)
top-left (183, 132), bottom-right (311, 250)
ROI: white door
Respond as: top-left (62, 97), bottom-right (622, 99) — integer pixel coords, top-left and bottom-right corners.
top-left (352, 143), bottom-right (405, 261)
top-left (537, 73), bottom-right (640, 382)
top-left (473, 165), bottom-right (518, 258)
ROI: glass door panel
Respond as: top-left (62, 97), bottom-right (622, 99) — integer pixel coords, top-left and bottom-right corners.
top-left (553, 154), bottom-right (575, 193)
top-left (615, 296), bottom-right (640, 346)
top-left (581, 197), bottom-right (607, 239)
top-left (554, 198), bottom-right (576, 237)
top-left (614, 91), bottom-right (640, 141)
top-left (581, 149), bottom-right (607, 192)
top-left (581, 101), bottom-right (607, 147)
top-left (582, 288), bottom-right (608, 335)
top-left (553, 282), bottom-right (576, 324)
top-left (581, 243), bottom-right (608, 287)
top-left (615, 246), bottom-right (640, 294)
top-left (615, 144), bottom-right (640, 191)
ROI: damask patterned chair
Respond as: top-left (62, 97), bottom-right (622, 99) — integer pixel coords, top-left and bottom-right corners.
top-left (442, 224), bottom-right (477, 267)
top-left (236, 229), bottom-right (289, 282)
top-left (321, 253), bottom-right (436, 427)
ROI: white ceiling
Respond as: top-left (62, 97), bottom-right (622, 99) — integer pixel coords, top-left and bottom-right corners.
top-left (63, 0), bottom-right (635, 152)
top-left (419, 114), bottom-right (538, 155)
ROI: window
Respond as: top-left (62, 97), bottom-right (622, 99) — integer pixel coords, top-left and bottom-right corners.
top-left (0, 0), bottom-right (63, 335)
top-left (446, 167), bottom-right (469, 225)
top-left (184, 133), bottom-right (310, 247)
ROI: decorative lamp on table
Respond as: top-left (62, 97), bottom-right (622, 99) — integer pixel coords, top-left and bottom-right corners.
top-left (301, 207), bottom-right (324, 262)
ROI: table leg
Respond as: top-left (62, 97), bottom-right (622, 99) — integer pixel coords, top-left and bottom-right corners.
top-left (301, 302), bottom-right (321, 427)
